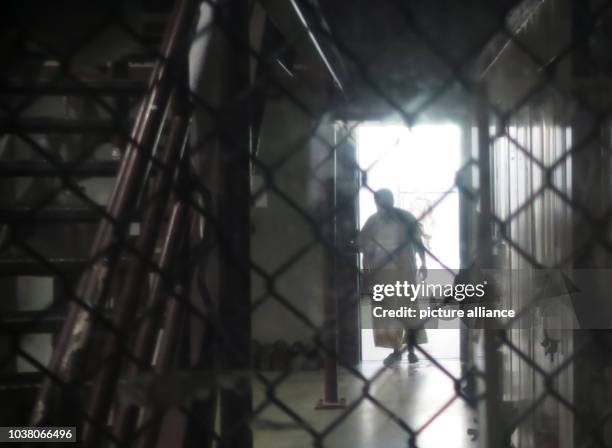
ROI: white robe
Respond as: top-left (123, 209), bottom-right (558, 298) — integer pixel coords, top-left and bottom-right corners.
top-left (358, 208), bottom-right (427, 347)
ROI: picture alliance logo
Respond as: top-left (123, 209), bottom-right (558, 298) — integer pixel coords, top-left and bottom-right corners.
top-left (371, 280), bottom-right (488, 302)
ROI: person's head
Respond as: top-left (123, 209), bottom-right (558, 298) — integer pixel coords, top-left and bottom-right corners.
top-left (374, 188), bottom-right (394, 213)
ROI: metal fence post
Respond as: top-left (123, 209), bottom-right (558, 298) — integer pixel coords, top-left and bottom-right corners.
top-left (475, 84), bottom-right (504, 448)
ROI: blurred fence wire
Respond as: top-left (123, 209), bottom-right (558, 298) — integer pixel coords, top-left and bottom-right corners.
top-left (0, 0), bottom-right (612, 447)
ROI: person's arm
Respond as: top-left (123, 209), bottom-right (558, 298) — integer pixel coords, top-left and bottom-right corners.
top-left (357, 216), bottom-right (373, 249)
top-left (412, 218), bottom-right (427, 280)
top-left (357, 219), bottom-right (374, 269)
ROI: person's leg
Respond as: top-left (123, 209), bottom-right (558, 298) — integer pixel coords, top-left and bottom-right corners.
top-left (383, 348), bottom-right (402, 366)
top-left (407, 330), bottom-right (419, 363)
top-left (383, 330), bottom-right (403, 366)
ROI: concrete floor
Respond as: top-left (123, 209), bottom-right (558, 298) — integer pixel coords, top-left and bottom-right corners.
top-left (252, 359), bottom-right (476, 448)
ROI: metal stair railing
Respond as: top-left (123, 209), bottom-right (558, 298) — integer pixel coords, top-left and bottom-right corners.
top-left (30, 2), bottom-right (198, 444)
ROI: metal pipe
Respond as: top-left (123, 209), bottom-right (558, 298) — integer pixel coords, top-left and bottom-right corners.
top-left (112, 198), bottom-right (190, 442)
top-left (287, 0), bottom-right (344, 92)
top-left (477, 0), bottom-right (547, 80)
top-left (134, 293), bottom-right (188, 448)
top-left (31, 0), bottom-right (197, 426)
top-left (82, 112), bottom-right (190, 445)
top-left (133, 209), bottom-right (192, 448)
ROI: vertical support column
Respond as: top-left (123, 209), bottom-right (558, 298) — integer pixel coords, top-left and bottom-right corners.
top-left (0, 134), bottom-right (17, 374)
top-left (475, 85), bottom-right (504, 448)
top-left (216, 1), bottom-right (252, 446)
top-left (476, 87), bottom-right (493, 269)
top-left (458, 117), bottom-right (475, 399)
top-left (318, 199), bottom-right (340, 407)
top-left (333, 123), bottom-right (361, 367)
top-left (570, 0), bottom-right (611, 268)
top-left (316, 177), bottom-right (345, 410)
top-left (0, 129), bottom-right (20, 377)
top-left (178, 210), bottom-right (217, 448)
top-left (570, 1), bottom-right (612, 445)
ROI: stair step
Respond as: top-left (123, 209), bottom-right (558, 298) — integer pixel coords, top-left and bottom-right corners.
top-left (0, 309), bottom-right (113, 335)
top-left (0, 160), bottom-right (120, 177)
top-left (0, 118), bottom-right (128, 134)
top-left (0, 207), bottom-right (144, 223)
top-left (0, 253), bottom-right (138, 276)
top-left (0, 372), bottom-right (44, 391)
top-left (0, 310), bottom-right (65, 334)
top-left (0, 80), bottom-right (148, 96)
top-left (0, 257), bottom-right (92, 276)
top-left (0, 207), bottom-right (104, 223)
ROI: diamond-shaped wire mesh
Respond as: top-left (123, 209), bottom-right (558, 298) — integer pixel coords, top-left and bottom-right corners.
top-left (1, 0), bottom-right (612, 447)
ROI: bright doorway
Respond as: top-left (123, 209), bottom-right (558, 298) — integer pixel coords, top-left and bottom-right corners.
top-left (357, 123), bottom-right (462, 362)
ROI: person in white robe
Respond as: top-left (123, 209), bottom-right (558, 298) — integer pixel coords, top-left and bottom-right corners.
top-left (358, 189), bottom-right (428, 365)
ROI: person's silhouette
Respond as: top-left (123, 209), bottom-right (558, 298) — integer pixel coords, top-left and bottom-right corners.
top-left (358, 189), bottom-right (428, 365)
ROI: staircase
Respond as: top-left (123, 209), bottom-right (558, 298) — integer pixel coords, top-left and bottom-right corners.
top-left (0, 66), bottom-right (149, 418)
top-left (0, 0), bottom-right (196, 443)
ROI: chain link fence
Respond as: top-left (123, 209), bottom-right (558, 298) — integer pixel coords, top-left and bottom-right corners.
top-left (0, 0), bottom-right (611, 446)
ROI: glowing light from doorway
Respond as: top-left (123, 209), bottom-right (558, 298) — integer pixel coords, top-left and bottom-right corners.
top-left (357, 123), bottom-right (461, 270)
top-left (357, 123), bottom-right (462, 361)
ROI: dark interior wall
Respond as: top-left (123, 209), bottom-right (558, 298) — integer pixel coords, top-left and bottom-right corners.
top-left (569, 1), bottom-right (612, 445)
top-left (478, 1), bottom-right (577, 445)
top-left (476, 0), bottom-right (612, 444)
top-left (249, 33), bottom-right (338, 346)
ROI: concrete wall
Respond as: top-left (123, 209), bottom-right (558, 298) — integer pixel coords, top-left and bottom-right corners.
top-left (251, 80), bottom-right (336, 344)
